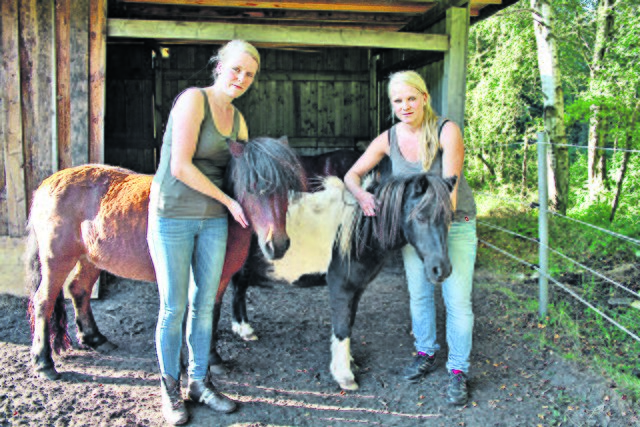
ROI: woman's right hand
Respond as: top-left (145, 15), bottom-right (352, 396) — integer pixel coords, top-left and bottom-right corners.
top-left (356, 191), bottom-right (377, 217)
top-left (226, 198), bottom-right (248, 228)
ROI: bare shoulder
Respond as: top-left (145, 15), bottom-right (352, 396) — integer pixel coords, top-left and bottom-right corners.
top-left (173, 88), bottom-right (205, 117)
top-left (440, 120), bottom-right (463, 150)
top-left (368, 130), bottom-right (391, 156)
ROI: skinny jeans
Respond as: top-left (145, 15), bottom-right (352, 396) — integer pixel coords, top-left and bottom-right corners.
top-left (401, 219), bottom-right (477, 373)
top-left (147, 214), bottom-right (228, 381)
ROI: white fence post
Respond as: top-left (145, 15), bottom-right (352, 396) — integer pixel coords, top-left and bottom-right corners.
top-left (537, 132), bottom-right (549, 318)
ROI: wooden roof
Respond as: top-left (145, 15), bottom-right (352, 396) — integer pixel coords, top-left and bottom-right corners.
top-left (108, 0), bottom-right (518, 49)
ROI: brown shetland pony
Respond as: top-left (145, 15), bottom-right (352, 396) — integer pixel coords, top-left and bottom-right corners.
top-left (26, 137), bottom-right (306, 380)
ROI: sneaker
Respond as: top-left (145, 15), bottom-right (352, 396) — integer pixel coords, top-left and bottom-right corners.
top-left (160, 375), bottom-right (188, 425)
top-left (402, 352), bottom-right (437, 382)
top-left (447, 370), bottom-right (469, 406)
top-left (187, 377), bottom-right (237, 414)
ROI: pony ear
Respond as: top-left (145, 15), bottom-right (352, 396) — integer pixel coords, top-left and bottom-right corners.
top-left (227, 139), bottom-right (245, 158)
top-left (278, 136), bottom-right (289, 145)
top-left (444, 175), bottom-right (458, 193)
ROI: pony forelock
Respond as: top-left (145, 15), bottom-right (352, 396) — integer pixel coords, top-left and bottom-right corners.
top-left (230, 137), bottom-right (306, 201)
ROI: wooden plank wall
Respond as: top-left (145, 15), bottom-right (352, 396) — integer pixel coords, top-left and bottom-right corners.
top-left (156, 45), bottom-right (371, 157)
top-left (0, 0), bottom-right (106, 237)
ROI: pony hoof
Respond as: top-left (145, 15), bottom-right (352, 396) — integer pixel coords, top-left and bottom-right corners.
top-left (209, 363), bottom-right (228, 376)
top-left (94, 341), bottom-right (118, 354)
top-left (232, 322), bottom-right (259, 341)
top-left (35, 367), bottom-right (61, 381)
top-left (339, 379), bottom-right (359, 391)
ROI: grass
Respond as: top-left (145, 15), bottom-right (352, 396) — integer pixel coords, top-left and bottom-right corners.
top-left (475, 187), bottom-right (640, 406)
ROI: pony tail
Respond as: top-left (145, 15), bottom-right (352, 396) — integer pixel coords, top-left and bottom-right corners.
top-left (25, 219), bottom-right (71, 353)
top-left (25, 220), bottom-right (42, 337)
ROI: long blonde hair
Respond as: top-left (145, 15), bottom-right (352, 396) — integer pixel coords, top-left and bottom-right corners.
top-left (210, 40), bottom-right (261, 80)
top-left (388, 71), bottom-right (439, 171)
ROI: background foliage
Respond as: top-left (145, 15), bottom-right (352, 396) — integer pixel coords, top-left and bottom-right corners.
top-left (466, 0), bottom-right (640, 403)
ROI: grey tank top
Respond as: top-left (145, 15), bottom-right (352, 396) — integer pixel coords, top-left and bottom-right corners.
top-left (149, 88), bottom-right (240, 218)
top-left (388, 119), bottom-right (476, 223)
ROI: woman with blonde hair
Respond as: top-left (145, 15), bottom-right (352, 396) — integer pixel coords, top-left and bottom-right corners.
top-left (344, 70), bottom-right (477, 406)
top-left (147, 40), bottom-right (260, 424)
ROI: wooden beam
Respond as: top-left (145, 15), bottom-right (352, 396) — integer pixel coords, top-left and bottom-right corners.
top-left (442, 7), bottom-right (469, 133)
top-left (108, 19), bottom-right (449, 51)
top-left (56, 0), bottom-right (72, 170)
top-left (116, 0), bottom-right (433, 13)
top-left (89, 0), bottom-right (107, 164)
top-left (110, 4), bottom-right (416, 25)
top-left (1, 0), bottom-right (27, 237)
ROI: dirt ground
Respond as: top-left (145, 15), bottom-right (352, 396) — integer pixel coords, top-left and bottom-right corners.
top-left (1, 253), bottom-right (638, 427)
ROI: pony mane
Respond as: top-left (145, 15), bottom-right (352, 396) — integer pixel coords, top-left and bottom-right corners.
top-left (229, 137), bottom-right (307, 201)
top-left (338, 173), bottom-right (453, 259)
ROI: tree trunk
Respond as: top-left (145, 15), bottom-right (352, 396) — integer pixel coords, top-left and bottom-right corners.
top-left (588, 0), bottom-right (616, 200)
top-left (609, 102), bottom-right (639, 222)
top-left (531, 0), bottom-right (569, 214)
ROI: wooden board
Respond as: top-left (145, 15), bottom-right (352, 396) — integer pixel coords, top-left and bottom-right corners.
top-left (89, 0), bottom-right (107, 164)
top-left (70, 0), bottom-right (90, 166)
top-left (56, 0), bottom-right (72, 170)
top-left (19, 0), bottom-right (54, 210)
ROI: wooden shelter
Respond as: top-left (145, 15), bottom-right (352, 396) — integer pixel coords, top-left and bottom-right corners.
top-left (0, 0), bottom-right (516, 295)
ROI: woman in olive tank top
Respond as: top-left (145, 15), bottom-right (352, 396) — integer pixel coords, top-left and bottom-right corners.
top-left (345, 71), bottom-right (477, 406)
top-left (147, 40), bottom-right (259, 425)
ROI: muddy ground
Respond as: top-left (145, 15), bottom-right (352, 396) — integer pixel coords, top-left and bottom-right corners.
top-left (1, 253), bottom-right (638, 427)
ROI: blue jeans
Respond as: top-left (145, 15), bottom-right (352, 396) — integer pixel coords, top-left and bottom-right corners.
top-left (147, 214), bottom-right (228, 381)
top-left (401, 219), bottom-right (477, 373)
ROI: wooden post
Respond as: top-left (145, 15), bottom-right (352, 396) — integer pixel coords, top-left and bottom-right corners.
top-left (1, 0), bottom-right (27, 237)
top-left (56, 0), bottom-right (72, 170)
top-left (442, 6), bottom-right (469, 133)
top-left (89, 0), bottom-right (107, 164)
top-left (19, 0), bottom-right (55, 210)
top-left (70, 0), bottom-right (89, 166)
top-left (368, 53), bottom-right (379, 141)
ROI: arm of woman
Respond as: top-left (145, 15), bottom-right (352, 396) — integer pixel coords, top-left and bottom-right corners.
top-left (440, 121), bottom-right (465, 212)
top-left (170, 89), bottom-right (248, 227)
top-left (344, 131), bottom-right (390, 216)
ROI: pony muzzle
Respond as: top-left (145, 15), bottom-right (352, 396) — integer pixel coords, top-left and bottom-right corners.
top-left (262, 225), bottom-right (291, 260)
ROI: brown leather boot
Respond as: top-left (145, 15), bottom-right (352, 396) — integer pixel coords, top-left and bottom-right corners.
top-left (160, 375), bottom-right (189, 425)
top-left (187, 377), bottom-right (237, 413)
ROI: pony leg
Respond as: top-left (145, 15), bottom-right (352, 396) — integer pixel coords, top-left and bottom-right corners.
top-left (208, 278), bottom-right (231, 376)
top-left (231, 269), bottom-right (258, 341)
top-left (67, 259), bottom-right (113, 351)
top-left (31, 260), bottom-right (76, 380)
top-left (327, 250), bottom-right (383, 391)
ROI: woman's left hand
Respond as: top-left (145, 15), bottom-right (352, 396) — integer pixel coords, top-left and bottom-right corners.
top-left (226, 198), bottom-right (248, 228)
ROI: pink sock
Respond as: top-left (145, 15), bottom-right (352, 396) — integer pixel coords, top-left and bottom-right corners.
top-left (451, 369), bottom-right (463, 375)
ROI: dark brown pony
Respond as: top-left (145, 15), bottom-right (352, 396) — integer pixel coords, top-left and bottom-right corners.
top-left (26, 137), bottom-right (306, 380)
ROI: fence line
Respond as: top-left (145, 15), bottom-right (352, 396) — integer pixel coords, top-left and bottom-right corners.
top-left (478, 239), bottom-right (640, 343)
top-left (546, 142), bottom-right (640, 154)
top-left (548, 211), bottom-right (640, 247)
top-left (468, 140), bottom-right (640, 153)
top-left (478, 220), bottom-right (640, 299)
top-left (475, 191), bottom-right (640, 247)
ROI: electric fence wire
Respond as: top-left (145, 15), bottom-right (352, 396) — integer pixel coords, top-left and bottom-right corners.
top-left (543, 142), bottom-right (640, 154)
top-left (548, 211), bottom-right (640, 247)
top-left (478, 239), bottom-right (640, 343)
top-left (477, 220), bottom-right (640, 299)
top-left (474, 191), bottom-right (640, 247)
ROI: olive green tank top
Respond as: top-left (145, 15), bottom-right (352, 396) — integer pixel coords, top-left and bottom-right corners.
top-left (149, 89), bottom-right (241, 218)
top-left (388, 118), bottom-right (477, 223)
